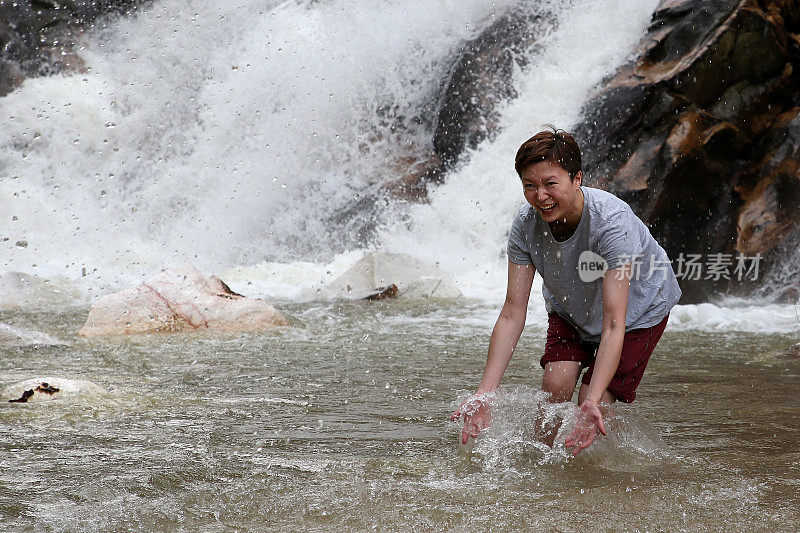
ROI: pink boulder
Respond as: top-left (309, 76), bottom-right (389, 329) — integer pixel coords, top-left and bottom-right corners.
top-left (79, 266), bottom-right (287, 337)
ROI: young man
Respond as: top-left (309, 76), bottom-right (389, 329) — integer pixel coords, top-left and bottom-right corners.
top-left (452, 127), bottom-right (681, 455)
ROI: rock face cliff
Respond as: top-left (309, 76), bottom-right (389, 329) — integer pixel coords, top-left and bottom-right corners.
top-left (388, 4), bottom-right (551, 198)
top-left (0, 0), bottom-right (140, 96)
top-left (573, 0), bottom-right (800, 301)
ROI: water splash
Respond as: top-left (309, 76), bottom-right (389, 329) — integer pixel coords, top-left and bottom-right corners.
top-left (452, 386), bottom-right (670, 474)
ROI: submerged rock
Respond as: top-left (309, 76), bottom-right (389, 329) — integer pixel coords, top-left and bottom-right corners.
top-left (2, 377), bottom-right (108, 404)
top-left (323, 252), bottom-right (462, 300)
top-left (0, 271), bottom-right (80, 309)
top-left (0, 322), bottom-right (67, 347)
top-left (78, 266), bottom-right (287, 337)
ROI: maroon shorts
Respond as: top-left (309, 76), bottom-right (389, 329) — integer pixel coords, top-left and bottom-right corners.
top-left (540, 313), bottom-right (669, 403)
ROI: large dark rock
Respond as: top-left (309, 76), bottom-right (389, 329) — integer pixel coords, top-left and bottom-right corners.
top-left (431, 4), bottom-right (551, 171)
top-left (573, 0), bottom-right (800, 301)
top-left (383, 4), bottom-right (552, 199)
top-left (0, 0), bottom-right (142, 95)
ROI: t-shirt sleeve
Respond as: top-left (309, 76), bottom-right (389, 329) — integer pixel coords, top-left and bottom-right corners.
top-left (507, 212), bottom-right (533, 265)
top-left (596, 212), bottom-right (640, 271)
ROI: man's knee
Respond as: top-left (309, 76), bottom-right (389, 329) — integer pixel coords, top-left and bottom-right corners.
top-left (541, 361), bottom-right (581, 402)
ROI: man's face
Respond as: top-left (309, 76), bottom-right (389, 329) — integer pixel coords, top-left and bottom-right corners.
top-left (520, 160), bottom-right (582, 223)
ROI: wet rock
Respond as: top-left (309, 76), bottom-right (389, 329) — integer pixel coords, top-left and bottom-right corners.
top-left (0, 322), bottom-right (67, 347)
top-left (2, 376), bottom-right (108, 403)
top-left (383, 151), bottom-right (444, 202)
top-left (35, 382), bottom-right (59, 394)
top-left (9, 389), bottom-right (34, 403)
top-left (8, 382), bottom-right (60, 403)
top-left (784, 342), bottom-right (800, 357)
top-left (0, 0), bottom-right (144, 96)
top-left (573, 0), bottom-right (800, 301)
top-left (0, 271), bottom-right (80, 309)
top-left (432, 4), bottom-right (551, 170)
top-left (363, 284), bottom-right (398, 301)
top-left (402, 277), bottom-right (464, 299)
top-left (323, 252), bottom-right (462, 300)
top-left (78, 266), bottom-right (287, 337)
top-left (735, 106), bottom-right (800, 255)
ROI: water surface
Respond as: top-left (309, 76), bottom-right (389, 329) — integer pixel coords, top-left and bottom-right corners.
top-left (2, 301), bottom-right (798, 530)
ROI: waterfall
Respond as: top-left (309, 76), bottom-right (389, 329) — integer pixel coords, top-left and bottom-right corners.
top-left (0, 0), bottom-right (658, 297)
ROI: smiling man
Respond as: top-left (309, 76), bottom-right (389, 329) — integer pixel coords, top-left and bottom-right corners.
top-left (452, 127), bottom-right (681, 454)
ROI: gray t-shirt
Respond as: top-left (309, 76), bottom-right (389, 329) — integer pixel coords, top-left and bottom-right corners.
top-left (507, 186), bottom-right (681, 342)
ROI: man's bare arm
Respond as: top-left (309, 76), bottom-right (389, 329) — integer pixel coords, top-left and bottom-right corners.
top-left (476, 261), bottom-right (535, 393)
top-left (566, 264), bottom-right (631, 454)
top-left (451, 260), bottom-right (534, 444)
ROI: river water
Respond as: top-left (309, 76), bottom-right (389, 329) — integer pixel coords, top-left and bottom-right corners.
top-left (2, 0), bottom-right (800, 530)
top-left (1, 299), bottom-right (799, 530)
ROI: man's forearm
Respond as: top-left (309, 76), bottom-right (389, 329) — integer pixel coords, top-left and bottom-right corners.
top-left (476, 314), bottom-right (525, 394)
top-left (585, 327), bottom-right (624, 404)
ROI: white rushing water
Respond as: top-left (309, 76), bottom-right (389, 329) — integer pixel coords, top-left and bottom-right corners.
top-left (0, 0), bottom-right (652, 286)
top-left (1, 0), bottom-right (518, 287)
top-left (2, 0), bottom-right (797, 334)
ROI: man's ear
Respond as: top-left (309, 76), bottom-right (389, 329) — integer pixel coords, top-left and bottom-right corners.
top-left (574, 170), bottom-right (582, 186)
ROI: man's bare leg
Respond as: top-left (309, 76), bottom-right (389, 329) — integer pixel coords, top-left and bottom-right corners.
top-left (540, 361), bottom-right (581, 446)
top-left (542, 361), bottom-right (582, 401)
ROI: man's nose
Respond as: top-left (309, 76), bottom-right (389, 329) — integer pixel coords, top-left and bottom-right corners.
top-left (537, 188), bottom-right (548, 203)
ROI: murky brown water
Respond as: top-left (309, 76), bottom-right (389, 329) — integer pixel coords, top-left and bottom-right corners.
top-left (1, 301), bottom-right (799, 531)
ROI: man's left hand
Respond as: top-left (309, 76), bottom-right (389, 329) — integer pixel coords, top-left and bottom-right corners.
top-left (565, 400), bottom-right (607, 455)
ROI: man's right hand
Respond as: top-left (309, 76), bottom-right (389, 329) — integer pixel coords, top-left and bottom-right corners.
top-left (450, 393), bottom-right (493, 444)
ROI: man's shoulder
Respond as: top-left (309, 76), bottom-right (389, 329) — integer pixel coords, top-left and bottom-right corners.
top-left (584, 187), bottom-right (634, 222)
